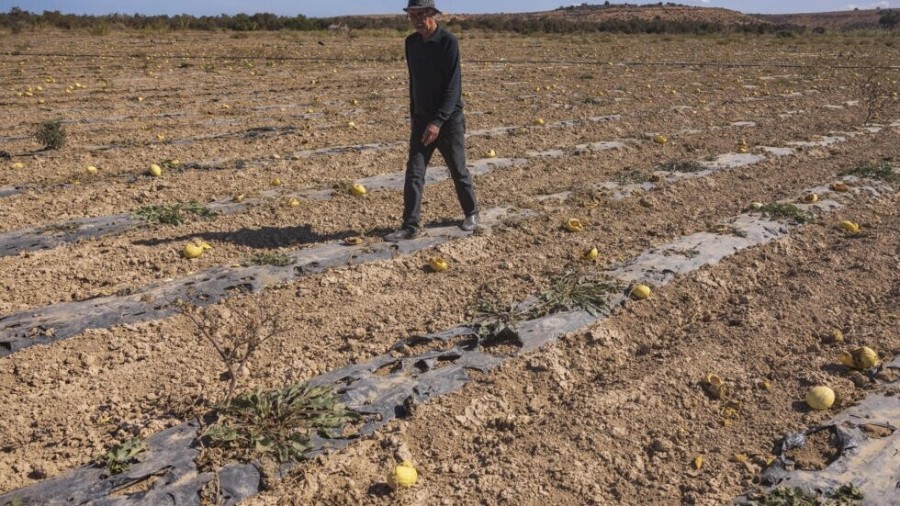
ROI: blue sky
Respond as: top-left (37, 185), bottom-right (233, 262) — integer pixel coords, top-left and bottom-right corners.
top-left (1, 1), bottom-right (895, 18)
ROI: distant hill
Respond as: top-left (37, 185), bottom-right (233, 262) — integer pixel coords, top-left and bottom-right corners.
top-left (442, 4), bottom-right (890, 32)
top-left (753, 9), bottom-right (887, 31)
top-left (443, 4), bottom-right (768, 27)
top-left (433, 4), bottom-right (775, 34)
top-left (537, 4), bottom-right (766, 26)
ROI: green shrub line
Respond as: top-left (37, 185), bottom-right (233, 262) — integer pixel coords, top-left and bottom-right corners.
top-left (3, 6), bottom-right (897, 35)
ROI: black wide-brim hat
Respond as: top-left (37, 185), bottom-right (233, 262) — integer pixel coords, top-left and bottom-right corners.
top-left (404, 0), bottom-right (442, 14)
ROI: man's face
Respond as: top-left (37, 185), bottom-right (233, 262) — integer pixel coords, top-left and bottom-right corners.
top-left (407, 8), bottom-right (437, 36)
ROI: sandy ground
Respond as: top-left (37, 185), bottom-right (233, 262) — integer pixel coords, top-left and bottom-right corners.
top-left (0, 28), bottom-right (898, 504)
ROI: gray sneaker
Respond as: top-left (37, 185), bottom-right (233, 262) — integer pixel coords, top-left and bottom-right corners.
top-left (460, 213), bottom-right (479, 232)
top-left (384, 227), bottom-right (421, 242)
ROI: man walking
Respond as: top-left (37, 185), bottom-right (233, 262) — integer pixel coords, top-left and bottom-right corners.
top-left (384, 0), bottom-right (480, 241)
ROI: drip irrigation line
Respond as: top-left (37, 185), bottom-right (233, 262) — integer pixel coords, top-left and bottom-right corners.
top-left (2, 51), bottom-right (898, 70)
top-left (469, 59), bottom-right (900, 70)
top-left (2, 52), bottom-right (391, 63)
top-left (597, 60), bottom-right (898, 70)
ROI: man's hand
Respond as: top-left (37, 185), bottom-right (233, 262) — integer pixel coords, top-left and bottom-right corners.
top-left (421, 123), bottom-right (440, 146)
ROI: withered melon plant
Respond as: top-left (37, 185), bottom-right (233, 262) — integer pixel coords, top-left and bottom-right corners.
top-left (857, 70), bottom-right (899, 125)
top-left (202, 383), bottom-right (360, 464)
top-left (176, 296), bottom-right (287, 405)
top-left (134, 201), bottom-right (214, 226)
top-left (35, 119), bottom-right (66, 150)
top-left (470, 270), bottom-right (621, 345)
top-left (177, 296), bottom-right (360, 476)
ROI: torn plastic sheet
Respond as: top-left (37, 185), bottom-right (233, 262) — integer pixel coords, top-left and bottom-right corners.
top-left (1, 180), bottom-right (893, 504)
top-left (0, 213), bottom-right (137, 258)
top-left (466, 114), bottom-right (619, 139)
top-left (0, 114), bottom-right (622, 204)
top-left (0, 156), bottom-right (520, 258)
top-left (82, 125), bottom-right (301, 152)
top-left (744, 358), bottom-right (900, 506)
top-left (608, 213), bottom-right (791, 287)
top-left (0, 311), bottom-right (585, 506)
top-left (0, 207), bottom-right (525, 356)
top-left (0, 115), bottom-right (624, 258)
top-left (767, 423), bottom-right (861, 475)
top-left (0, 185), bottom-right (25, 198)
top-left (542, 143), bottom-right (785, 204)
top-left (292, 140), bottom-right (402, 159)
top-left (0, 422), bottom-right (209, 506)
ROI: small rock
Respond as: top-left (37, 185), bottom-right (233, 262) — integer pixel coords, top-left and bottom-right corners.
top-left (649, 438), bottom-right (672, 454)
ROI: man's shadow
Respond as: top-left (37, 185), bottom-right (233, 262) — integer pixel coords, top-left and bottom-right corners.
top-left (133, 224), bottom-right (395, 249)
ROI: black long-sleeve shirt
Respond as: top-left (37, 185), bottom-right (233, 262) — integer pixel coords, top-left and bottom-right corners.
top-left (405, 25), bottom-right (464, 128)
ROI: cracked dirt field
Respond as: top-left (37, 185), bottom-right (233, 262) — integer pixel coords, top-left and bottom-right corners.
top-left (0, 28), bottom-right (898, 504)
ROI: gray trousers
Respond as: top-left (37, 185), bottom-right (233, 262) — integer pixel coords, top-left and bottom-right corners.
top-left (402, 115), bottom-right (478, 231)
